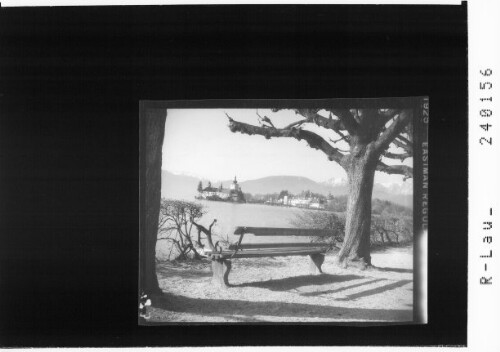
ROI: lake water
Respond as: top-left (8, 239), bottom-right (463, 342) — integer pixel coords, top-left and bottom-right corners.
top-left (156, 200), bottom-right (328, 259)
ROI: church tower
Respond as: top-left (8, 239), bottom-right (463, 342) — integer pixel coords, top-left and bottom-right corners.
top-left (230, 176), bottom-right (240, 191)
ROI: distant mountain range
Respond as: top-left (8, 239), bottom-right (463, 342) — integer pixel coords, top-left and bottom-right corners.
top-left (240, 175), bottom-right (334, 196)
top-left (161, 170), bottom-right (413, 208)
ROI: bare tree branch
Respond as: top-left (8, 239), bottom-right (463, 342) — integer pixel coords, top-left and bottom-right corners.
top-left (272, 109), bottom-right (354, 147)
top-left (191, 218), bottom-right (217, 251)
top-left (377, 109), bottom-right (402, 128)
top-left (382, 151), bottom-right (412, 162)
top-left (328, 139), bottom-right (350, 153)
top-left (157, 226), bottom-right (177, 235)
top-left (208, 219), bottom-right (217, 232)
top-left (378, 109), bottom-right (401, 118)
top-left (228, 115), bottom-right (347, 166)
top-left (158, 217), bottom-right (168, 229)
top-left (390, 137), bottom-right (413, 154)
top-left (314, 114), bottom-right (352, 144)
top-left (294, 109), bottom-right (351, 137)
top-left (225, 111), bottom-right (234, 122)
top-left (157, 237), bottom-right (179, 243)
top-left (376, 160), bottom-right (413, 180)
top-left (397, 134), bottom-right (412, 146)
top-left (256, 109), bottom-right (275, 128)
top-left (227, 110), bottom-right (413, 177)
top-left (330, 131), bottom-right (349, 144)
top-left (373, 109), bottom-right (412, 154)
top-left (283, 119), bottom-right (308, 130)
top-left (329, 109), bottom-right (359, 135)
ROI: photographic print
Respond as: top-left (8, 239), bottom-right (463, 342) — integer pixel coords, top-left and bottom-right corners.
top-left (139, 98), bottom-right (427, 324)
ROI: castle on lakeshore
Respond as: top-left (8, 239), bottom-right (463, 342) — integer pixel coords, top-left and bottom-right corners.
top-left (197, 176), bottom-right (246, 203)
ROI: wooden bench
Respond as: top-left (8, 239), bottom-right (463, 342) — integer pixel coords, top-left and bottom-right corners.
top-left (205, 227), bottom-right (332, 288)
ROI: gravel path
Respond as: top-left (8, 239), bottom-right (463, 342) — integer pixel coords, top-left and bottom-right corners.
top-left (147, 245), bottom-right (413, 323)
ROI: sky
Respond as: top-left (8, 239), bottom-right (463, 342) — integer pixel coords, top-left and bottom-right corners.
top-left (162, 108), bottom-right (412, 185)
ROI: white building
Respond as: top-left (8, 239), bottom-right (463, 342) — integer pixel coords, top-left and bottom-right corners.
top-left (290, 197), bottom-right (311, 208)
top-left (309, 202), bottom-right (326, 210)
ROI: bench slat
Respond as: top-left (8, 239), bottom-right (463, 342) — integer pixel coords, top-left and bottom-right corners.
top-left (224, 249), bottom-right (326, 258)
top-left (228, 242), bottom-right (330, 250)
top-left (234, 227), bottom-right (330, 237)
top-left (207, 247), bottom-right (327, 259)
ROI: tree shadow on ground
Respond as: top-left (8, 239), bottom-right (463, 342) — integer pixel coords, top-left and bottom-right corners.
top-left (170, 271), bottom-right (212, 280)
top-left (234, 274), bottom-right (363, 291)
top-left (160, 269), bottom-right (212, 279)
top-left (371, 243), bottom-right (413, 253)
top-left (153, 293), bottom-right (412, 322)
top-left (225, 315), bottom-right (267, 322)
top-left (373, 266), bottom-right (413, 274)
top-left (233, 258), bottom-right (288, 268)
top-left (299, 278), bottom-right (386, 297)
top-left (336, 279), bottom-right (412, 301)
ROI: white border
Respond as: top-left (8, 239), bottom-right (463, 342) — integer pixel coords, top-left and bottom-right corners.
top-left (469, 0), bottom-right (500, 351)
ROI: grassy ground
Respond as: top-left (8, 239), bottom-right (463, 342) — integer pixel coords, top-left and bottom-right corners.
top-left (147, 244), bottom-right (413, 323)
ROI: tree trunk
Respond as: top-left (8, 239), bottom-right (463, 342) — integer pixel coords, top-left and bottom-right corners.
top-left (189, 244), bottom-right (203, 260)
top-left (337, 146), bottom-right (377, 269)
top-left (393, 231), bottom-right (399, 243)
top-left (384, 230), bottom-right (393, 243)
top-left (141, 108), bottom-right (166, 295)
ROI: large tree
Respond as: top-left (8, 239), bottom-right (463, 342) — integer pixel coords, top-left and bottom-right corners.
top-left (140, 108), bottom-right (166, 295)
top-left (226, 108), bottom-right (413, 269)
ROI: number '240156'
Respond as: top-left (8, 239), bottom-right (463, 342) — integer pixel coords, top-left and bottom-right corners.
top-left (479, 68), bottom-right (493, 146)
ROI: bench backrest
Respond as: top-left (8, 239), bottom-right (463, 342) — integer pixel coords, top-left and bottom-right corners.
top-left (234, 227), bottom-right (330, 237)
top-left (228, 242), bottom-right (330, 250)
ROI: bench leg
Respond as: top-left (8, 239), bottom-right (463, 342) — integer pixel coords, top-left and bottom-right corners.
top-left (211, 259), bottom-right (232, 288)
top-left (309, 253), bottom-right (325, 274)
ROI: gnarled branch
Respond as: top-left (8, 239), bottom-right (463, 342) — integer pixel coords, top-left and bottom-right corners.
top-left (228, 116), bottom-right (347, 166)
top-left (376, 161), bottom-right (413, 180)
top-left (397, 134), bottom-right (412, 145)
top-left (382, 151), bottom-right (412, 162)
top-left (264, 109), bottom-right (354, 144)
top-left (294, 109), bottom-right (352, 138)
top-left (377, 109), bottom-right (402, 127)
top-left (256, 110), bottom-right (276, 128)
top-left (391, 136), bottom-right (413, 155)
top-left (283, 119), bottom-right (308, 130)
top-left (226, 109), bottom-right (413, 177)
top-left (191, 218), bottom-right (217, 252)
top-left (373, 109), bottom-right (412, 154)
top-left (329, 109), bottom-right (359, 135)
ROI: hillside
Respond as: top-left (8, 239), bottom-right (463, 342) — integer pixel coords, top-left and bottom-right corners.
top-left (239, 175), bottom-right (338, 196)
top-left (161, 171), bottom-right (200, 200)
